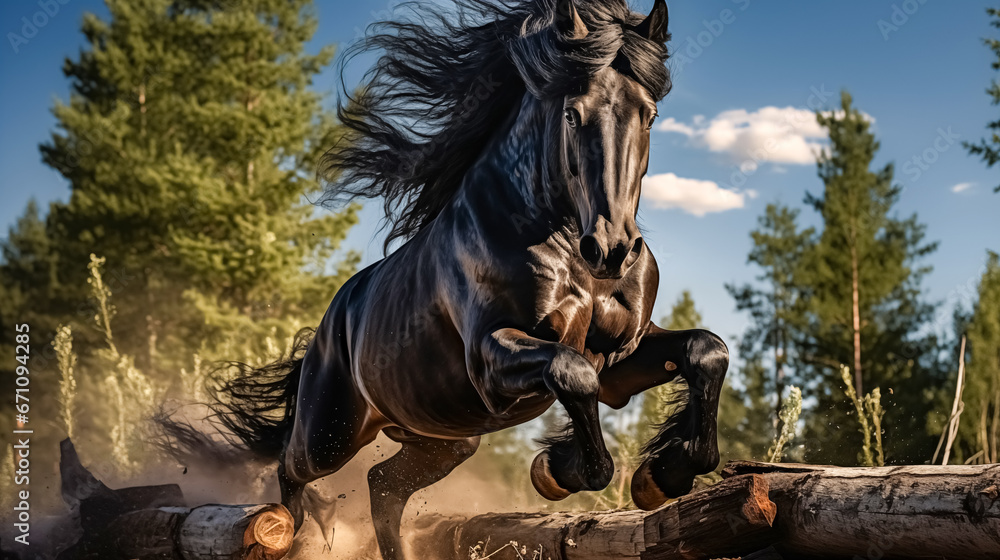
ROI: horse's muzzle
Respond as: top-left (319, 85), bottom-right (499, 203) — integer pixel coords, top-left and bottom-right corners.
top-left (580, 235), bottom-right (643, 279)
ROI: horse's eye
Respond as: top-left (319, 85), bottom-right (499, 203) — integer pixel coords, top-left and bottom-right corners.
top-left (564, 108), bottom-right (580, 128)
top-left (646, 113), bottom-right (658, 130)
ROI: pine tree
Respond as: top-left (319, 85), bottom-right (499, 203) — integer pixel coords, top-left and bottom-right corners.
top-left (716, 356), bottom-right (779, 462)
top-left (954, 252), bottom-right (1000, 463)
top-left (724, 204), bottom-right (814, 461)
top-left (4, 0), bottom-right (358, 376)
top-left (964, 7), bottom-right (1000, 192)
top-left (800, 91), bottom-right (942, 464)
top-left (0, 201), bottom-right (63, 365)
top-left (661, 290), bottom-right (702, 331)
top-left (726, 204), bottom-right (814, 421)
top-left (0, 201), bottom-right (64, 452)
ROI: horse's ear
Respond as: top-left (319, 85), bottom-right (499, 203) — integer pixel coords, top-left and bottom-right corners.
top-left (635, 0), bottom-right (669, 44)
top-left (554, 0), bottom-right (589, 40)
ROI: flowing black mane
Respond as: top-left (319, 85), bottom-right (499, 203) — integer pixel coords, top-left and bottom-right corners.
top-left (321, 0), bottom-right (671, 251)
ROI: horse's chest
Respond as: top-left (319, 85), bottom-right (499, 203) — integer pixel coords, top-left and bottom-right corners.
top-left (532, 271), bottom-right (648, 367)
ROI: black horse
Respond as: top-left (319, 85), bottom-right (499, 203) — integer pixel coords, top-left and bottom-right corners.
top-left (191, 0), bottom-right (728, 558)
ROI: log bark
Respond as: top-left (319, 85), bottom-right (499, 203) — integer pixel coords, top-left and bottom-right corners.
top-left (56, 439), bottom-right (293, 560)
top-left (59, 438), bottom-right (185, 535)
top-left (81, 503), bottom-right (293, 560)
top-left (722, 461), bottom-right (1000, 559)
top-left (406, 473), bottom-right (778, 560)
top-left (409, 462), bottom-right (1000, 560)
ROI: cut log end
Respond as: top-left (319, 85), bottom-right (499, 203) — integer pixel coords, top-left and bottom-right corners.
top-left (243, 504), bottom-right (295, 560)
top-left (742, 474), bottom-right (777, 527)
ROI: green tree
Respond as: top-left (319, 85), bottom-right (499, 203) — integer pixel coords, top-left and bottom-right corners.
top-left (716, 356), bottom-right (779, 463)
top-left (800, 91), bottom-right (942, 464)
top-left (662, 290), bottom-right (703, 331)
top-left (0, 201), bottom-right (65, 485)
top-left (0, 201), bottom-right (63, 366)
top-left (727, 204), bottom-right (814, 423)
top-left (2, 0), bottom-right (358, 377)
top-left (964, 7), bottom-right (1000, 192)
top-left (954, 252), bottom-right (1000, 463)
top-left (724, 204), bottom-right (814, 461)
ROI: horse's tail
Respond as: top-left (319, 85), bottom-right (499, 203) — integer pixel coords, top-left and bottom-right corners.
top-left (156, 329), bottom-right (312, 464)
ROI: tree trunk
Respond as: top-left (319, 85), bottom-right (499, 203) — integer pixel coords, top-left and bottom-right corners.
top-left (406, 473), bottom-right (778, 560)
top-left (56, 439), bottom-right (292, 560)
top-left (722, 461), bottom-right (1000, 559)
top-left (991, 387), bottom-right (999, 463)
top-left (409, 462), bottom-right (1000, 560)
top-left (94, 503), bottom-right (293, 560)
top-left (850, 243), bottom-right (863, 396)
top-left (774, 312), bottom-right (786, 428)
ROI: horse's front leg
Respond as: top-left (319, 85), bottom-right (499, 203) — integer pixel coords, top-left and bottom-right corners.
top-left (599, 323), bottom-right (729, 510)
top-left (471, 328), bottom-right (614, 499)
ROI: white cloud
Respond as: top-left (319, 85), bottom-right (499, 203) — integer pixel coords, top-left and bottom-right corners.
top-left (950, 182), bottom-right (974, 193)
top-left (657, 106), bottom-right (870, 166)
top-left (657, 117), bottom-right (697, 136)
top-left (642, 173), bottom-right (754, 216)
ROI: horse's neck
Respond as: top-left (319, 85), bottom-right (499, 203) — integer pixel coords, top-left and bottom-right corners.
top-left (456, 96), bottom-right (575, 237)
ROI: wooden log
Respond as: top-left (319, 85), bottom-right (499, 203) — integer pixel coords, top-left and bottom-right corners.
top-left (183, 503), bottom-right (294, 560)
top-left (406, 473), bottom-right (778, 560)
top-left (56, 439), bottom-right (292, 560)
top-left (410, 462), bottom-right (1000, 560)
top-left (101, 507), bottom-right (181, 560)
top-left (100, 503), bottom-right (294, 560)
top-left (59, 438), bottom-right (185, 535)
top-left (409, 510), bottom-right (647, 559)
top-left (642, 473), bottom-right (777, 560)
top-left (722, 461), bottom-right (1000, 560)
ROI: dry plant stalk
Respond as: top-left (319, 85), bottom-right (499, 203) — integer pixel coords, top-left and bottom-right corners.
top-left (87, 254), bottom-right (118, 357)
top-left (54, 324), bottom-right (78, 440)
top-left (88, 253), bottom-right (161, 475)
top-left (864, 388), bottom-right (885, 467)
top-left (104, 371), bottom-right (132, 471)
top-left (841, 365), bottom-right (885, 466)
top-left (180, 352), bottom-right (206, 402)
top-left (768, 386), bottom-right (802, 463)
top-left (942, 336), bottom-right (968, 465)
top-left (933, 336), bottom-right (968, 465)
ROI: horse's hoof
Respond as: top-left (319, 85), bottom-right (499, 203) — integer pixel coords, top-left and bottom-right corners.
top-left (630, 458), bottom-right (696, 511)
top-left (530, 452), bottom-right (572, 501)
top-left (630, 459), bottom-right (669, 510)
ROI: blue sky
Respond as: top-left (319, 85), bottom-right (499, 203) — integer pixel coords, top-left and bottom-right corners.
top-left (1, 0), bottom-right (998, 349)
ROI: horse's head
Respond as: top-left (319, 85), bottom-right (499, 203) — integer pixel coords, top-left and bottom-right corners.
top-left (519, 0), bottom-right (670, 279)
top-left (563, 68), bottom-right (658, 279)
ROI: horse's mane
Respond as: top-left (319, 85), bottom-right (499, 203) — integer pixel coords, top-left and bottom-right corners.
top-left (321, 0), bottom-right (671, 251)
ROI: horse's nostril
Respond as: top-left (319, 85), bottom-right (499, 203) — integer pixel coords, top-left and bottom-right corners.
top-left (604, 244), bottom-right (629, 272)
top-left (623, 237), bottom-right (643, 267)
top-left (630, 237), bottom-right (644, 257)
top-left (580, 235), bottom-right (603, 268)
